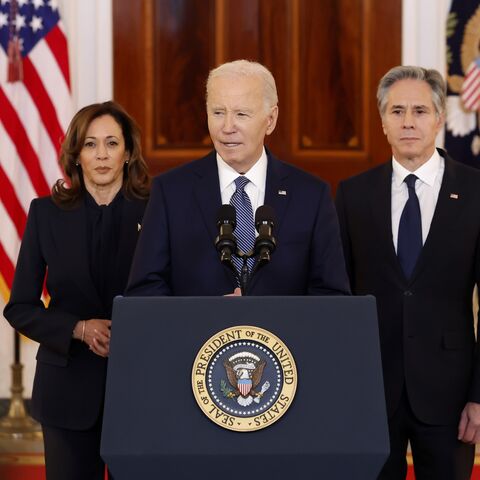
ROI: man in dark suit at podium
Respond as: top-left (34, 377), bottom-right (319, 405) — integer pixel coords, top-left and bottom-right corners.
top-left (126, 60), bottom-right (349, 297)
top-left (336, 65), bottom-right (480, 479)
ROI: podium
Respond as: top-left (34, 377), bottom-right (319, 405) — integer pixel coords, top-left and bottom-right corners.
top-left (101, 295), bottom-right (389, 479)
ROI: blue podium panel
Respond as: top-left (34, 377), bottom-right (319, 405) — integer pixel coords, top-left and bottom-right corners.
top-left (101, 296), bottom-right (389, 480)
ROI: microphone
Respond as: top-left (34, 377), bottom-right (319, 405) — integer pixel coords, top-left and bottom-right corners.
top-left (215, 205), bottom-right (237, 268)
top-left (254, 205), bottom-right (276, 264)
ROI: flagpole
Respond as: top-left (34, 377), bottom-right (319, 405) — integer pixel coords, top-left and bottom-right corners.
top-left (0, 330), bottom-right (42, 439)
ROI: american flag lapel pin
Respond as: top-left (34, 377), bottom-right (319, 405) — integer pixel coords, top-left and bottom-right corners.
top-left (278, 190), bottom-right (287, 196)
top-left (449, 193), bottom-right (459, 199)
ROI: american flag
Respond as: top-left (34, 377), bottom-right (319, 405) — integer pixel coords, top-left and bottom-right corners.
top-left (461, 58), bottom-right (480, 112)
top-left (445, 0), bottom-right (480, 169)
top-left (0, 0), bottom-right (71, 300)
top-left (238, 378), bottom-right (252, 397)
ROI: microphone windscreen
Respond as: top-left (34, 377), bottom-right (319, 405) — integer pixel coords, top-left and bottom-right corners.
top-left (217, 204), bottom-right (236, 226)
top-left (255, 205), bottom-right (275, 227)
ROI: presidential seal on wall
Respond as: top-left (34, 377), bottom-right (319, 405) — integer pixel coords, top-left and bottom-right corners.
top-left (192, 325), bottom-right (297, 432)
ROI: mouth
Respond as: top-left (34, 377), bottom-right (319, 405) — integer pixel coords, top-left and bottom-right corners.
top-left (221, 142), bottom-right (241, 148)
top-left (95, 167), bottom-right (111, 174)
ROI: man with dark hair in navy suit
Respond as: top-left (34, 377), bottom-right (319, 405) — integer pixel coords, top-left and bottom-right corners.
top-left (126, 60), bottom-right (349, 297)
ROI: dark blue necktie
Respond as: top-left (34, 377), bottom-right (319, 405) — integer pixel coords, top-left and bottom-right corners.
top-left (230, 176), bottom-right (255, 275)
top-left (397, 174), bottom-right (422, 279)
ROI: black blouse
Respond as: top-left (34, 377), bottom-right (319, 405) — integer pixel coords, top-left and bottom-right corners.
top-left (84, 190), bottom-right (124, 317)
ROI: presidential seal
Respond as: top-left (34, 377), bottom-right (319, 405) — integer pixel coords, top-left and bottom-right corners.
top-left (192, 325), bottom-right (297, 432)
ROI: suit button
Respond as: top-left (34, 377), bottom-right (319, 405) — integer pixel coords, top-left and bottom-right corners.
top-left (404, 290), bottom-right (413, 296)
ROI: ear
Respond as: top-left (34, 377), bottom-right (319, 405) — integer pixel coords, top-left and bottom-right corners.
top-left (435, 112), bottom-right (445, 133)
top-left (266, 106), bottom-right (279, 136)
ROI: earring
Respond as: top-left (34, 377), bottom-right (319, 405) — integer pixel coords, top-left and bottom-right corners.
top-left (75, 162), bottom-right (79, 166)
top-left (125, 160), bottom-right (129, 165)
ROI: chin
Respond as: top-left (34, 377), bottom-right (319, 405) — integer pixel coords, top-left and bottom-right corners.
top-left (219, 151), bottom-right (238, 164)
top-left (397, 147), bottom-right (420, 158)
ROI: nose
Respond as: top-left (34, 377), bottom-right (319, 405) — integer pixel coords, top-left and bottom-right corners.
top-left (96, 142), bottom-right (108, 159)
top-left (222, 113), bottom-right (236, 133)
top-left (402, 109), bottom-right (414, 128)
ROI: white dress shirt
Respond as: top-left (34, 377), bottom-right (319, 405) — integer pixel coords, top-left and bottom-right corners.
top-left (216, 148), bottom-right (267, 213)
top-left (391, 149), bottom-right (444, 252)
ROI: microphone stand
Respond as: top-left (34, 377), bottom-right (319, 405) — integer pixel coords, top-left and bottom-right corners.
top-left (239, 254), bottom-right (250, 296)
top-left (224, 236), bottom-right (276, 295)
top-left (234, 249), bottom-right (259, 296)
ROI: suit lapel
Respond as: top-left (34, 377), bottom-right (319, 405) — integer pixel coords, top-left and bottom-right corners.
top-left (247, 153), bottom-right (291, 292)
top-left (192, 152), bottom-right (223, 242)
top-left (264, 153), bottom-right (291, 236)
top-left (368, 162), bottom-right (410, 283)
top-left (192, 153), bottom-right (237, 287)
top-left (369, 163), bottom-right (398, 261)
top-left (410, 153), bottom-right (462, 282)
top-left (54, 201), bottom-right (103, 309)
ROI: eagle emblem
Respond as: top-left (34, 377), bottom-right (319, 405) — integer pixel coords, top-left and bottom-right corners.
top-left (446, 5), bottom-right (480, 145)
top-left (192, 326), bottom-right (297, 431)
top-left (222, 352), bottom-right (270, 407)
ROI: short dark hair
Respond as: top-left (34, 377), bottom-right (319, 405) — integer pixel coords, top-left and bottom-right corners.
top-left (52, 101), bottom-right (150, 207)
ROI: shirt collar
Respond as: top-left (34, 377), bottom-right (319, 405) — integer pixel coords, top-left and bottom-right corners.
top-left (216, 147), bottom-right (268, 194)
top-left (392, 149), bottom-right (441, 188)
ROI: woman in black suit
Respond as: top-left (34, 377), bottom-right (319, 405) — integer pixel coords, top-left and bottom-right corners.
top-left (4, 101), bottom-right (150, 480)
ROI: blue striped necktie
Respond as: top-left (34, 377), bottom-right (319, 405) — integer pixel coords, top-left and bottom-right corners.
top-left (230, 176), bottom-right (255, 275)
top-left (397, 174), bottom-right (422, 279)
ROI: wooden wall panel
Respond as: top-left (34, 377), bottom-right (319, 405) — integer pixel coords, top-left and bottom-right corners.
top-left (153, 0), bottom-right (214, 148)
top-left (113, 0), bottom-right (401, 189)
top-left (222, 1), bottom-right (260, 61)
top-left (297, 0), bottom-right (363, 150)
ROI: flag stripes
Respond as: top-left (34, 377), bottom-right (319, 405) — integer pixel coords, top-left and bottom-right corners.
top-left (23, 56), bottom-right (65, 151)
top-left (0, 165), bottom-right (27, 239)
top-left (0, 1), bottom-right (72, 300)
top-left (0, 86), bottom-right (52, 196)
top-left (461, 60), bottom-right (480, 111)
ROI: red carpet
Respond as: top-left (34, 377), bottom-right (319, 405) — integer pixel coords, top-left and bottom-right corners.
top-left (0, 454), bottom-right (107, 480)
top-left (0, 454), bottom-right (45, 480)
top-left (1, 454), bottom-right (480, 479)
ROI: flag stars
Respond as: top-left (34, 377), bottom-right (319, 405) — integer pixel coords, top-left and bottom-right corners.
top-left (14, 13), bottom-right (26, 30)
top-left (17, 0), bottom-right (28, 6)
top-left (48, 0), bottom-right (59, 11)
top-left (0, 11), bottom-right (7, 28)
top-left (29, 15), bottom-right (42, 33)
top-left (32, 0), bottom-right (45, 8)
top-left (0, 0), bottom-right (10, 6)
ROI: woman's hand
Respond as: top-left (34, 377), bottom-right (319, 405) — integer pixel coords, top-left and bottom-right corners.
top-left (74, 319), bottom-right (112, 357)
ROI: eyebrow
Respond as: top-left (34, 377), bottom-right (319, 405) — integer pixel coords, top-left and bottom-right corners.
top-left (84, 135), bottom-right (120, 139)
top-left (209, 105), bottom-right (254, 113)
top-left (390, 104), bottom-right (430, 110)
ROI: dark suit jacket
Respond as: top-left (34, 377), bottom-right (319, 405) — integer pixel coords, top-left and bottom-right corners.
top-left (4, 195), bottom-right (147, 430)
top-left (126, 150), bottom-right (350, 296)
top-left (336, 149), bottom-right (480, 424)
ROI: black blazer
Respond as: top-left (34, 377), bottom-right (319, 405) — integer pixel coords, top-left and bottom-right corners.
top-left (336, 149), bottom-right (480, 424)
top-left (4, 195), bottom-right (147, 430)
top-left (126, 149), bottom-right (350, 296)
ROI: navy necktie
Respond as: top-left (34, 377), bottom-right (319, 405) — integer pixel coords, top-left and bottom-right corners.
top-left (397, 174), bottom-right (422, 279)
top-left (230, 176), bottom-right (255, 275)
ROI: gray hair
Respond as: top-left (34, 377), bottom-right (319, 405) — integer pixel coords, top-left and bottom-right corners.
top-left (206, 59), bottom-right (278, 110)
top-left (377, 66), bottom-right (446, 117)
